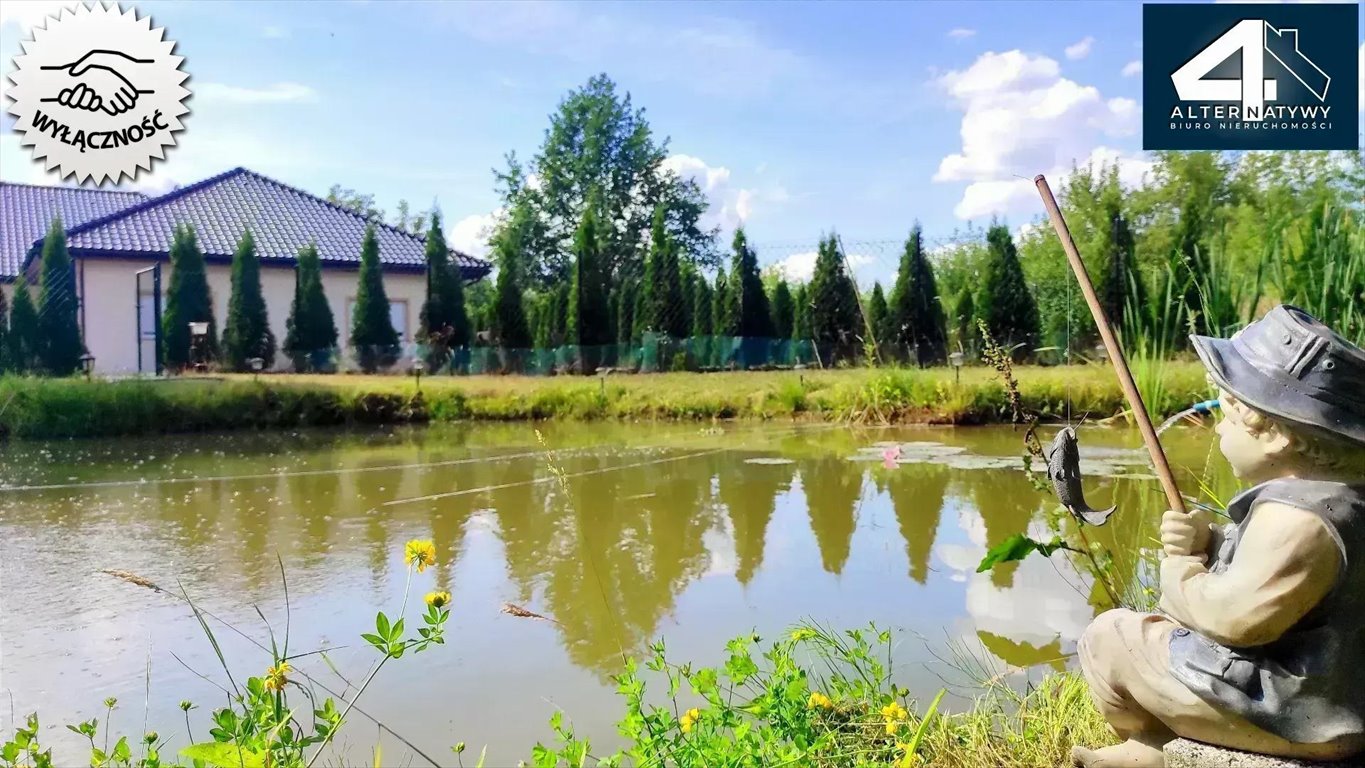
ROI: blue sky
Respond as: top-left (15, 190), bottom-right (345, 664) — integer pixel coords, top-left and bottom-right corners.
top-left (3, 1), bottom-right (1362, 282)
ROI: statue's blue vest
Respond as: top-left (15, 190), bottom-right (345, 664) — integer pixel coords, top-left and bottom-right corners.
top-left (1169, 478), bottom-right (1365, 745)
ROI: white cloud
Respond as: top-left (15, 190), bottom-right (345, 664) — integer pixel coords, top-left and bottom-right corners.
top-left (448, 210), bottom-right (503, 258)
top-left (1121, 60), bottom-right (1143, 78)
top-left (933, 49), bottom-right (1144, 221)
top-left (195, 82), bottom-right (318, 105)
top-left (1064, 36), bottom-right (1094, 61)
top-left (662, 153), bottom-right (786, 234)
top-left (771, 250), bottom-right (871, 283)
top-left (947, 28), bottom-right (976, 40)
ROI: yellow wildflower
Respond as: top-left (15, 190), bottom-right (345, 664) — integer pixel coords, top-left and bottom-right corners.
top-left (425, 591), bottom-right (452, 609)
top-left (679, 707), bottom-right (701, 734)
top-left (790, 628), bottom-right (816, 642)
top-left (881, 701), bottom-right (908, 734)
top-left (404, 539), bottom-right (437, 573)
top-left (807, 692), bottom-right (833, 710)
top-left (263, 661), bottom-right (291, 692)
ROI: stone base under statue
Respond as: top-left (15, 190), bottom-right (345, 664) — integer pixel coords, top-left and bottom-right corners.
top-left (1165, 739), bottom-right (1357, 768)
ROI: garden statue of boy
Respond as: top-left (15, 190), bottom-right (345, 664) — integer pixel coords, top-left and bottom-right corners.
top-left (1072, 305), bottom-right (1365, 768)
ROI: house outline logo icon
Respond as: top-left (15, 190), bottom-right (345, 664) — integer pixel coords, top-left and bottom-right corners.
top-left (1142, 2), bottom-right (1358, 151)
top-left (1170, 19), bottom-right (1331, 120)
top-left (5, 3), bottom-right (190, 186)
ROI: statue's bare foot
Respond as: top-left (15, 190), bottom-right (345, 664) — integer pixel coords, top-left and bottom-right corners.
top-left (1071, 739), bottom-right (1165, 768)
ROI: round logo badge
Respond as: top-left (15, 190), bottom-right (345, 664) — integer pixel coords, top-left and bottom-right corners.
top-left (5, 3), bottom-right (190, 185)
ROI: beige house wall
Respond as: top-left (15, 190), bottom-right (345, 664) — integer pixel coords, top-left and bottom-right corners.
top-left (76, 257), bottom-right (428, 374)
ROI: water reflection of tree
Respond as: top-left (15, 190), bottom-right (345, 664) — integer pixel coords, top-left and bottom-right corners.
top-left (971, 470), bottom-right (1042, 589)
top-left (801, 456), bottom-right (864, 575)
top-left (887, 463), bottom-right (949, 584)
top-left (976, 630), bottom-right (1066, 673)
top-left (499, 452), bottom-right (718, 677)
top-left (717, 457), bottom-right (795, 585)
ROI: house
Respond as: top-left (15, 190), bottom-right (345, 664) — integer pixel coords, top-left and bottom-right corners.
top-left (0, 168), bottom-right (491, 373)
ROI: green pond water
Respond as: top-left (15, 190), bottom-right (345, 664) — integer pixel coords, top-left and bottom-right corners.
top-left (0, 421), bottom-right (1237, 764)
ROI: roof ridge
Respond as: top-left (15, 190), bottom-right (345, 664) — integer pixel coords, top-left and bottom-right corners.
top-left (63, 167), bottom-right (251, 239)
top-left (0, 180), bottom-right (148, 196)
top-left (231, 167), bottom-right (432, 246)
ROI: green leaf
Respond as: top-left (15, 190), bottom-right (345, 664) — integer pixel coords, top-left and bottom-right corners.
top-left (179, 743), bottom-right (267, 768)
top-left (976, 534), bottom-right (1078, 573)
top-left (376, 612), bottom-right (391, 640)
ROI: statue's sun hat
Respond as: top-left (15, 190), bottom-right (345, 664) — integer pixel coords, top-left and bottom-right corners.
top-left (1191, 305), bottom-right (1365, 449)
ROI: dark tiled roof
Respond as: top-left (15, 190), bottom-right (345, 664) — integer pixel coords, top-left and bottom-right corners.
top-left (20, 167), bottom-right (491, 279)
top-left (0, 182), bottom-right (148, 279)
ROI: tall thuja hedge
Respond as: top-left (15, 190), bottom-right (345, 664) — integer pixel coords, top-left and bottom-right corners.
top-left (888, 226), bottom-right (948, 365)
top-left (641, 206), bottom-right (687, 338)
top-left (691, 275), bottom-right (713, 336)
top-left (792, 283), bottom-right (811, 341)
top-left (162, 225), bottom-right (217, 370)
top-left (9, 279), bottom-right (41, 373)
top-left (953, 286), bottom-right (978, 356)
top-left (491, 206), bottom-right (532, 350)
top-left (866, 283), bottom-right (888, 353)
top-left (769, 279), bottom-right (793, 340)
top-left (980, 223), bottom-right (1039, 356)
top-left (36, 218), bottom-right (83, 375)
top-left (729, 228), bottom-right (772, 338)
top-left (283, 243), bottom-right (337, 370)
top-left (1099, 210), bottom-right (1144, 336)
top-left (222, 230), bottom-right (276, 371)
top-left (419, 212), bottom-right (470, 367)
top-left (808, 234), bottom-right (860, 348)
top-left (0, 288), bottom-right (9, 374)
top-left (568, 204), bottom-right (610, 370)
top-left (350, 224), bottom-right (400, 372)
top-left (712, 271), bottom-right (733, 337)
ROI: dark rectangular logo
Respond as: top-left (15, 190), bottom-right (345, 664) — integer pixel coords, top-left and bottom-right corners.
top-left (1143, 3), bottom-right (1359, 150)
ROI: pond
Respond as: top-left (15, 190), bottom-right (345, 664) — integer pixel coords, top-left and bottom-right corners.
top-left (0, 421), bottom-right (1235, 764)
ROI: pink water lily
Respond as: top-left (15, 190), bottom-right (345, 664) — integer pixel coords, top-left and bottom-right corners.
top-left (881, 445), bottom-right (902, 469)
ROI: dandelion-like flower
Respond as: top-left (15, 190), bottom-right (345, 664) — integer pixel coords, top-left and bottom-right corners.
top-left (679, 707), bottom-right (701, 734)
top-left (881, 701), bottom-right (908, 734)
top-left (263, 661), bottom-right (292, 692)
top-left (807, 692), bottom-right (833, 710)
top-left (425, 591), bottom-right (452, 609)
top-left (790, 628), bottom-right (816, 642)
top-left (405, 539), bottom-right (437, 573)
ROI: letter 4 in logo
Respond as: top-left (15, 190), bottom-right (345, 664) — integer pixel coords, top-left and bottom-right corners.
top-left (1143, 3), bottom-right (1358, 150)
top-left (5, 3), bottom-right (190, 185)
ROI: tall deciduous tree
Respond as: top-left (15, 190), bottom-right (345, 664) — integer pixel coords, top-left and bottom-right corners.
top-left (161, 225), bottom-right (217, 370)
top-left (222, 230), bottom-right (276, 371)
top-left (9, 278), bottom-right (41, 373)
top-left (492, 74), bottom-right (717, 288)
top-left (491, 222), bottom-right (532, 351)
top-left (980, 223), bottom-right (1039, 356)
top-left (284, 243), bottom-right (337, 370)
top-left (769, 279), bottom-right (794, 340)
top-left (35, 219), bottom-right (83, 375)
top-left (419, 212), bottom-right (470, 367)
top-left (808, 234), bottom-right (860, 348)
top-left (888, 226), bottom-right (948, 365)
top-left (728, 228), bottom-right (773, 338)
top-left (350, 224), bottom-right (399, 372)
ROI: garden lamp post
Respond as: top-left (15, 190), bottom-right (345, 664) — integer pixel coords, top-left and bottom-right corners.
top-left (189, 322), bottom-right (209, 373)
top-left (80, 353), bottom-right (96, 381)
top-left (412, 359), bottom-right (426, 393)
top-left (949, 351), bottom-right (964, 387)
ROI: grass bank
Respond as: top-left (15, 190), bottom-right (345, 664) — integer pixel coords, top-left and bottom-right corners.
top-left (0, 362), bottom-right (1208, 439)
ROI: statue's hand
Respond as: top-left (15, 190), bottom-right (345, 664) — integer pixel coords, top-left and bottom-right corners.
top-left (1161, 507), bottom-right (1212, 558)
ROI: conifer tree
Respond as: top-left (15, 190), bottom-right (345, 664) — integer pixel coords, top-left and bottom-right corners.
top-left (491, 207), bottom-right (532, 350)
top-left (728, 228), bottom-right (772, 338)
top-left (284, 243), bottom-right (337, 370)
top-left (551, 282), bottom-right (570, 346)
top-left (691, 275), bottom-right (713, 336)
top-left (792, 283), bottom-right (811, 340)
top-left (980, 223), bottom-right (1039, 356)
top-left (222, 230), bottom-right (276, 371)
top-left (866, 283), bottom-right (889, 354)
top-left (35, 219), bottom-right (83, 375)
top-left (953, 286), bottom-right (977, 356)
top-left (712, 271), bottom-right (733, 336)
top-left (350, 224), bottom-right (400, 372)
top-left (808, 234), bottom-right (860, 348)
top-left (769, 279), bottom-right (794, 340)
top-left (888, 226), bottom-right (948, 365)
top-left (162, 225), bottom-right (217, 370)
top-left (616, 283), bottom-right (638, 343)
top-left (641, 206), bottom-right (688, 338)
top-left (679, 263), bottom-right (698, 336)
top-left (419, 212), bottom-right (470, 367)
top-left (0, 288), bottom-right (9, 374)
top-left (1099, 210), bottom-right (1145, 333)
top-left (568, 204), bottom-right (610, 370)
top-left (9, 278), bottom-right (41, 373)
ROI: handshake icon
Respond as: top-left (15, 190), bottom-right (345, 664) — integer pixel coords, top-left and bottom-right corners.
top-left (40, 49), bottom-right (155, 116)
